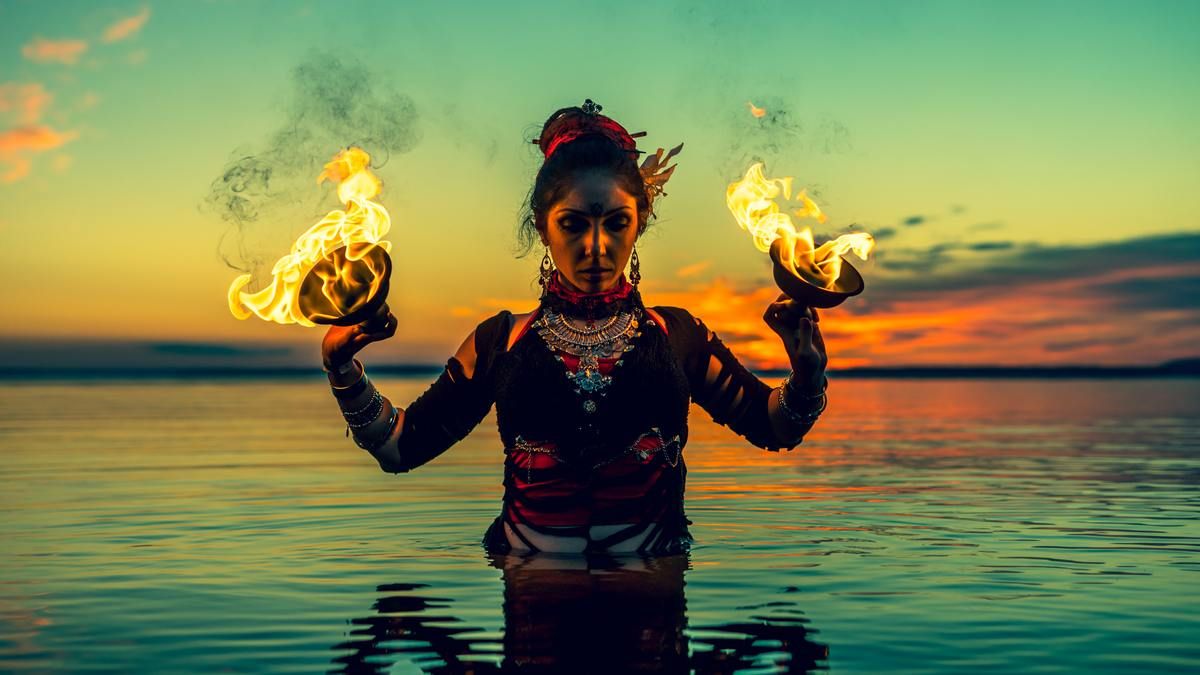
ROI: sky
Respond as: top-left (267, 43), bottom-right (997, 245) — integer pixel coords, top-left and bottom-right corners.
top-left (1, 0), bottom-right (1198, 369)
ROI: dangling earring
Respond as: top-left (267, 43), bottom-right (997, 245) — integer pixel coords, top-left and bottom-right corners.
top-left (629, 246), bottom-right (641, 288)
top-left (539, 247), bottom-right (554, 287)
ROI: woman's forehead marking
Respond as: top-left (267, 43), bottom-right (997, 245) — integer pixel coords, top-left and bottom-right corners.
top-left (558, 203), bottom-right (633, 217)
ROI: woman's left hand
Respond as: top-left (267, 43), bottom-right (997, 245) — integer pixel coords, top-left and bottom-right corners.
top-left (763, 293), bottom-right (827, 393)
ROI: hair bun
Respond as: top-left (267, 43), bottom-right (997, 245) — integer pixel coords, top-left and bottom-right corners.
top-left (534, 99), bottom-right (646, 160)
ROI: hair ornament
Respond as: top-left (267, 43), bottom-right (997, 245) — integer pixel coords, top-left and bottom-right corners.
top-left (640, 142), bottom-right (684, 208)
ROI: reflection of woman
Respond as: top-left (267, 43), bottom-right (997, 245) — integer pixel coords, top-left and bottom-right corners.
top-left (330, 553), bottom-right (829, 673)
top-left (321, 99), bottom-right (830, 555)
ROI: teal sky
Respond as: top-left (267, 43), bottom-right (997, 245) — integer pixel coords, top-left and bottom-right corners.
top-left (2, 0), bottom-right (1198, 366)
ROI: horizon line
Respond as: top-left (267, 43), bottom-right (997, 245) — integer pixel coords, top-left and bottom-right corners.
top-left (3, 359), bottom-right (1198, 382)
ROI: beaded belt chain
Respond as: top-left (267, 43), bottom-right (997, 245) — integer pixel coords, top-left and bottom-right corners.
top-left (509, 427), bottom-right (684, 482)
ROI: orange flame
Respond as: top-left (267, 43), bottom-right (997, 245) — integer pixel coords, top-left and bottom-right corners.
top-left (227, 147), bottom-right (392, 326)
top-left (747, 101), bottom-right (767, 118)
top-left (725, 162), bottom-right (873, 289)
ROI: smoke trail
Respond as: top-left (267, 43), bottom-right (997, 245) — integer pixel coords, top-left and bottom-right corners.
top-left (203, 51), bottom-right (420, 279)
top-left (720, 96), bottom-right (852, 182)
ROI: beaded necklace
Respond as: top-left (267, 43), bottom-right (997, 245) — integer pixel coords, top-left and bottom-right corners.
top-left (534, 273), bottom-right (643, 414)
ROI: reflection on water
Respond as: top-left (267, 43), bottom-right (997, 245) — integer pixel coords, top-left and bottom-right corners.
top-left (1, 378), bottom-right (1198, 672)
top-left (332, 552), bottom-right (827, 673)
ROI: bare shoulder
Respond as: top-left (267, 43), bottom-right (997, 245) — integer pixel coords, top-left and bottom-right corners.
top-left (451, 329), bottom-right (480, 379)
top-left (507, 311), bottom-right (538, 351)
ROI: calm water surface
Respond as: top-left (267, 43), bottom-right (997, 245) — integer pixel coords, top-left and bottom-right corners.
top-left (2, 378), bottom-right (1198, 673)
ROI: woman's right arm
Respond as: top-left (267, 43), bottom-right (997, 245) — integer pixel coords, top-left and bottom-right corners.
top-left (323, 313), bottom-right (499, 473)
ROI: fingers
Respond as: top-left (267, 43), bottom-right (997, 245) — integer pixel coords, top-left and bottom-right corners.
top-left (363, 313), bottom-right (399, 340)
top-left (797, 316), bottom-right (815, 351)
top-left (811, 319), bottom-right (826, 355)
top-left (344, 313), bottom-right (398, 353)
top-left (378, 312), bottom-right (399, 338)
top-left (763, 302), bottom-right (799, 339)
top-left (764, 299), bottom-right (815, 331)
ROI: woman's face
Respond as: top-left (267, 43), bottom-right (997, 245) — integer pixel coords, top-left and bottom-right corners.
top-left (541, 169), bottom-right (640, 294)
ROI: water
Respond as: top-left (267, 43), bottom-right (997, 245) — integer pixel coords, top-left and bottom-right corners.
top-left (2, 378), bottom-right (1198, 673)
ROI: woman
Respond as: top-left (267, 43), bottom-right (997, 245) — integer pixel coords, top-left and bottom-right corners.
top-left (321, 99), bottom-right (829, 556)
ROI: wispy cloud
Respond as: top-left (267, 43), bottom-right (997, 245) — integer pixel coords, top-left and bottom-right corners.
top-left (0, 83), bottom-right (52, 124)
top-left (0, 125), bottom-right (79, 182)
top-left (102, 6), bottom-right (151, 43)
top-left (675, 260), bottom-right (712, 278)
top-left (21, 37), bottom-right (89, 65)
top-left (0, 82), bottom-right (78, 183)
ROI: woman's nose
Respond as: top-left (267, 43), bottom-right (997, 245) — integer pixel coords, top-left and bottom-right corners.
top-left (586, 224), bottom-right (608, 258)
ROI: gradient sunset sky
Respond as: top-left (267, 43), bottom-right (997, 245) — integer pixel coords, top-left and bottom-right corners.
top-left (2, 0), bottom-right (1198, 369)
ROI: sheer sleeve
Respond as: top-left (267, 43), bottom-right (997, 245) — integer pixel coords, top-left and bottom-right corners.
top-left (375, 310), bottom-right (510, 473)
top-left (655, 306), bottom-right (803, 452)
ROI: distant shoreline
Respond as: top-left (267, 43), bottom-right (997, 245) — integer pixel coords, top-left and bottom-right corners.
top-left (4, 360), bottom-right (1198, 381)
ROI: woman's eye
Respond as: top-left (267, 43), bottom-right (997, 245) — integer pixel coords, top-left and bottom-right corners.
top-left (607, 218), bottom-right (630, 231)
top-left (560, 218), bottom-right (587, 232)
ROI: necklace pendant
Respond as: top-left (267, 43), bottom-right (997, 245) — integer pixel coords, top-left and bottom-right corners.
top-left (573, 368), bottom-right (606, 393)
top-left (582, 399), bottom-right (597, 414)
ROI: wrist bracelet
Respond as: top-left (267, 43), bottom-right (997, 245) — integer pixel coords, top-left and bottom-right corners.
top-left (330, 361), bottom-right (369, 401)
top-left (342, 389), bottom-right (384, 428)
top-left (776, 379), bottom-right (827, 426)
top-left (350, 403), bottom-right (399, 452)
top-left (785, 372), bottom-right (827, 400)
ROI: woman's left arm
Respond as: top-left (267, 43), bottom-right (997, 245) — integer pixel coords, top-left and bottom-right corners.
top-left (762, 293), bottom-right (829, 446)
top-left (665, 301), bottom-right (827, 452)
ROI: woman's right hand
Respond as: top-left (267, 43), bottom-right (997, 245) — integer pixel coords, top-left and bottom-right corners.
top-left (321, 311), bottom-right (399, 371)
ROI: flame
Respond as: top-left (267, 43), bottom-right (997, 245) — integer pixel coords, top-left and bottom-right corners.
top-left (227, 147), bottom-right (392, 326)
top-left (725, 162), bottom-right (873, 289)
top-left (747, 101), bottom-right (767, 118)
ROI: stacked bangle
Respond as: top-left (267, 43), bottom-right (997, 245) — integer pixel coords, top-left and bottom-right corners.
top-left (342, 389), bottom-right (384, 428)
top-left (776, 373), bottom-right (828, 427)
top-left (350, 404), bottom-right (400, 452)
top-left (329, 359), bottom-right (368, 400)
top-left (329, 360), bottom-right (400, 453)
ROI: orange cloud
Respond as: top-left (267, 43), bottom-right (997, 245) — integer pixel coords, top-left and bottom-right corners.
top-left (103, 7), bottom-right (151, 43)
top-left (0, 125), bottom-right (79, 183)
top-left (0, 83), bottom-right (52, 124)
top-left (675, 260), bottom-right (712, 278)
top-left (21, 37), bottom-right (89, 65)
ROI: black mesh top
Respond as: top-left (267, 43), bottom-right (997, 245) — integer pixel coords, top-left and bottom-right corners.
top-left (374, 296), bottom-right (812, 555)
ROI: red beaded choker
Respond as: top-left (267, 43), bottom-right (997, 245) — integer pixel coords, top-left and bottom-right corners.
top-left (543, 271), bottom-right (636, 318)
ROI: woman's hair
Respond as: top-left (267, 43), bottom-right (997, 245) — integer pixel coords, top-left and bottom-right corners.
top-left (515, 109), bottom-right (653, 258)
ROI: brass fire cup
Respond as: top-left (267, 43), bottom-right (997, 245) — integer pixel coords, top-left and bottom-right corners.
top-left (298, 245), bottom-right (392, 332)
top-left (768, 238), bottom-right (864, 309)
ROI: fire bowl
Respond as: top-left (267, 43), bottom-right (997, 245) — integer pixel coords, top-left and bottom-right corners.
top-left (768, 238), bottom-right (864, 309)
top-left (298, 245), bottom-right (392, 330)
